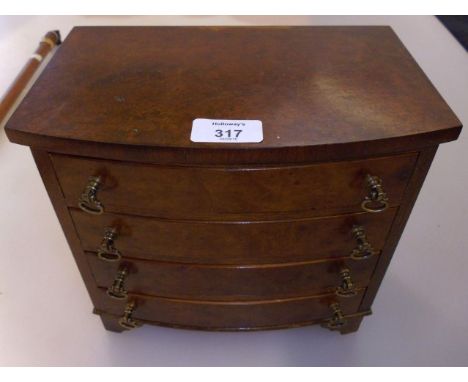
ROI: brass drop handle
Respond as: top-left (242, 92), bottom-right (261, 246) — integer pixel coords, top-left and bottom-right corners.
top-left (323, 303), bottom-right (347, 330)
top-left (78, 176), bottom-right (104, 215)
top-left (107, 266), bottom-right (128, 300)
top-left (97, 227), bottom-right (122, 262)
top-left (335, 268), bottom-right (358, 297)
top-left (118, 301), bottom-right (141, 330)
top-left (361, 174), bottom-right (389, 213)
top-left (350, 225), bottom-right (377, 260)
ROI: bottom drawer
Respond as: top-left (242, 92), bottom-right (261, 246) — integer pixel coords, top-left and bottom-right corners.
top-left (94, 289), bottom-right (365, 330)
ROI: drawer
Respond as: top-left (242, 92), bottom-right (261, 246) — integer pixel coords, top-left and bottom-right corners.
top-left (87, 253), bottom-right (377, 301)
top-left (94, 289), bottom-right (365, 330)
top-left (52, 153), bottom-right (417, 220)
top-left (72, 208), bottom-right (396, 264)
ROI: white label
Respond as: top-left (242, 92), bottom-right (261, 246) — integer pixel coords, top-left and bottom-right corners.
top-left (191, 118), bottom-right (263, 143)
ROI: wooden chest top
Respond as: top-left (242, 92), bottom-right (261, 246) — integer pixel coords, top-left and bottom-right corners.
top-left (5, 26), bottom-right (461, 164)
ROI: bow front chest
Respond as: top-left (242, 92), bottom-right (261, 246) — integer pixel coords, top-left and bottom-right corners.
top-left (5, 26), bottom-right (462, 334)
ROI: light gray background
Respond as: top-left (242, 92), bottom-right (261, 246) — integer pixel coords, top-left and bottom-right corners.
top-left (0, 16), bottom-right (467, 366)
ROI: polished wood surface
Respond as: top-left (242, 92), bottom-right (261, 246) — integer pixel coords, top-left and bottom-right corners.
top-left (359, 147), bottom-right (439, 311)
top-left (5, 27), bottom-right (462, 334)
top-left (97, 309), bottom-right (370, 333)
top-left (94, 289), bottom-right (365, 330)
top-left (87, 252), bottom-right (378, 301)
top-left (54, 153), bottom-right (416, 220)
top-left (30, 149), bottom-right (104, 309)
top-left (72, 208), bottom-right (395, 264)
top-left (5, 26), bottom-right (461, 161)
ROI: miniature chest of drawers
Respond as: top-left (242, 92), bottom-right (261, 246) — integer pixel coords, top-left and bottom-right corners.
top-left (5, 26), bottom-right (462, 334)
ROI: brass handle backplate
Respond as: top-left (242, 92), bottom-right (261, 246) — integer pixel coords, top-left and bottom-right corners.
top-left (322, 303), bottom-right (347, 331)
top-left (350, 225), bottom-right (377, 261)
top-left (118, 301), bottom-right (141, 330)
top-left (78, 176), bottom-right (104, 215)
top-left (361, 174), bottom-right (389, 213)
top-left (107, 266), bottom-right (128, 300)
top-left (97, 227), bottom-right (122, 262)
top-left (335, 268), bottom-right (358, 297)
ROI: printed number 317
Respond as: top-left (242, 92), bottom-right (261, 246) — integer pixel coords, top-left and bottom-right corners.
top-left (214, 129), bottom-right (242, 138)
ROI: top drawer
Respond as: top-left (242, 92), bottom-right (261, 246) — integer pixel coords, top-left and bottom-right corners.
top-left (51, 153), bottom-right (417, 220)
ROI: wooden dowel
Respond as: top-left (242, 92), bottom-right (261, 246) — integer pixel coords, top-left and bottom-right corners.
top-left (0, 30), bottom-right (61, 125)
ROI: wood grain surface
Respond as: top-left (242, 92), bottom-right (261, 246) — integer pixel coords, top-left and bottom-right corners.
top-left (72, 208), bottom-right (396, 264)
top-left (93, 288), bottom-right (365, 330)
top-left (6, 27), bottom-right (462, 334)
top-left (87, 252), bottom-right (378, 301)
top-left (5, 26), bottom-right (461, 157)
top-left (54, 153), bottom-right (416, 220)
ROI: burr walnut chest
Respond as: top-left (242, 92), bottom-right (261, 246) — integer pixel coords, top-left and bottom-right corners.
top-left (5, 26), bottom-right (462, 334)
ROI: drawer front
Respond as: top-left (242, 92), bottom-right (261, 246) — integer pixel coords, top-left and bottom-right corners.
top-left (95, 289), bottom-right (365, 330)
top-left (88, 254), bottom-right (378, 301)
top-left (52, 153), bottom-right (416, 219)
top-left (72, 208), bottom-right (396, 264)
